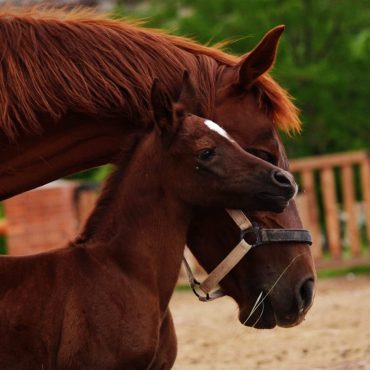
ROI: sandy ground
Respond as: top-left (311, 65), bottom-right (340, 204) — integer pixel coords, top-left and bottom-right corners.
top-left (169, 275), bottom-right (370, 370)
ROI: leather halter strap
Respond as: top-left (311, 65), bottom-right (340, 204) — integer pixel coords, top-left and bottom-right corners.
top-left (246, 225), bottom-right (312, 247)
top-left (183, 209), bottom-right (312, 302)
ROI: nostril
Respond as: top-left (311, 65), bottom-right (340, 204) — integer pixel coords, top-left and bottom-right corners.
top-left (298, 278), bottom-right (315, 311)
top-left (271, 170), bottom-right (293, 188)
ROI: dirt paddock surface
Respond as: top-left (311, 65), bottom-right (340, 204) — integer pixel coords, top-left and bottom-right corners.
top-left (170, 275), bottom-right (370, 370)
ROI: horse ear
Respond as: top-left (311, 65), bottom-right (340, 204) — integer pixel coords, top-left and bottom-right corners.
top-left (150, 78), bottom-right (174, 133)
top-left (238, 25), bottom-right (285, 87)
top-left (177, 71), bottom-right (201, 115)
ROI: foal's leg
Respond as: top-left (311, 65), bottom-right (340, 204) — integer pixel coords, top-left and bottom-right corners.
top-left (149, 309), bottom-right (177, 370)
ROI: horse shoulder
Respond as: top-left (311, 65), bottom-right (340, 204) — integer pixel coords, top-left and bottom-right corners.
top-left (56, 245), bottom-right (162, 369)
top-left (0, 252), bottom-right (66, 368)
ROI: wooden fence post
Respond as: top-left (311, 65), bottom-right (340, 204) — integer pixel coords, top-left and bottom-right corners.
top-left (301, 170), bottom-right (322, 258)
top-left (342, 165), bottom-right (360, 255)
top-left (360, 156), bottom-right (370, 245)
top-left (320, 168), bottom-right (341, 259)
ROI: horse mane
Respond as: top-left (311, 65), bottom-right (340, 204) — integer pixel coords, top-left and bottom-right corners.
top-left (0, 7), bottom-right (300, 141)
top-left (253, 75), bottom-right (301, 134)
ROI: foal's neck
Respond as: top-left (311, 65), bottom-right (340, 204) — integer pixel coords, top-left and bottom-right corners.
top-left (79, 135), bottom-right (190, 309)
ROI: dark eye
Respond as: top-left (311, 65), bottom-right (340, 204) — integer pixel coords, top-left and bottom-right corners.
top-left (247, 149), bottom-right (276, 165)
top-left (198, 148), bottom-right (215, 161)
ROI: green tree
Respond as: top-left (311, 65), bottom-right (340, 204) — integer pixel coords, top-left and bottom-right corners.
top-left (115, 0), bottom-right (370, 158)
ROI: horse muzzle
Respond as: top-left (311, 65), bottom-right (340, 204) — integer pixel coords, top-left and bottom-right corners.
top-left (239, 274), bottom-right (315, 329)
top-left (183, 210), bottom-right (312, 303)
top-left (254, 169), bottom-right (298, 212)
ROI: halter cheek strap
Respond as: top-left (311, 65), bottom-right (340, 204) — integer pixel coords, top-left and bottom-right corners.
top-left (183, 209), bottom-right (312, 302)
top-left (183, 209), bottom-right (253, 301)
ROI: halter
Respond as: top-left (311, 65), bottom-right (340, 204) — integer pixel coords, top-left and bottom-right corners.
top-left (183, 209), bottom-right (312, 302)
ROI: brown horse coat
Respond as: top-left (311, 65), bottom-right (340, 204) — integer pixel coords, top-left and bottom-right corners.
top-left (0, 79), bottom-right (297, 369)
top-left (0, 7), bottom-right (315, 338)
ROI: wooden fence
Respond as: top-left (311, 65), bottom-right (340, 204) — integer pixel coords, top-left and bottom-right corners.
top-left (291, 150), bottom-right (370, 268)
top-left (0, 150), bottom-right (369, 268)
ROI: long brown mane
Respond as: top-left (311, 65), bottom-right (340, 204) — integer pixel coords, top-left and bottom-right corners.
top-left (0, 7), bottom-right (299, 140)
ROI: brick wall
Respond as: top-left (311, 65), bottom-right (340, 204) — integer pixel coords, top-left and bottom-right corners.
top-left (3, 180), bottom-right (79, 256)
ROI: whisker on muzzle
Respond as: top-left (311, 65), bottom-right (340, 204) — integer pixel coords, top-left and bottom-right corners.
top-left (243, 251), bottom-right (308, 326)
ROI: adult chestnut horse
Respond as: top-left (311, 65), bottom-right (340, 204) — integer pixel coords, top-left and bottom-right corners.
top-left (0, 79), bottom-right (297, 369)
top-left (0, 9), bottom-right (315, 331)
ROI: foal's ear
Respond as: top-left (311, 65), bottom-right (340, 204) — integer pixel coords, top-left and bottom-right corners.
top-left (237, 25), bottom-right (285, 87)
top-left (151, 78), bottom-right (174, 134)
top-left (177, 71), bottom-right (201, 115)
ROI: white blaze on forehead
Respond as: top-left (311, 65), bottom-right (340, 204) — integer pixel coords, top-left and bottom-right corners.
top-left (204, 119), bottom-right (233, 142)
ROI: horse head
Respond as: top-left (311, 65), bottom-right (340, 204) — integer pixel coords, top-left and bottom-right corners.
top-left (186, 26), bottom-right (315, 329)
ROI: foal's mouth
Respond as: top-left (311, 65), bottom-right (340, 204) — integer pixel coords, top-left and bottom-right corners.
top-left (255, 193), bottom-right (291, 212)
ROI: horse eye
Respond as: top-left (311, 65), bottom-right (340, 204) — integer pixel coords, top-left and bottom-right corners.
top-left (198, 148), bottom-right (215, 161)
top-left (248, 149), bottom-right (276, 165)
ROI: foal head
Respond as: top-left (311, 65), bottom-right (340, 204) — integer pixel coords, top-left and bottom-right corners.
top-left (150, 75), bottom-right (297, 213)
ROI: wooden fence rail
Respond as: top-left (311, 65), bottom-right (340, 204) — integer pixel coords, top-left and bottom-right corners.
top-left (290, 150), bottom-right (370, 267)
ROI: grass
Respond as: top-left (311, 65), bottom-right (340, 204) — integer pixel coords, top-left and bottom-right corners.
top-left (176, 264), bottom-right (370, 292)
top-left (176, 284), bottom-right (193, 292)
top-left (317, 264), bottom-right (370, 279)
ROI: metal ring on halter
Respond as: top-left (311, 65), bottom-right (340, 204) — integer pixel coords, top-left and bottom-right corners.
top-left (183, 209), bottom-right (312, 302)
top-left (184, 274), bottom-right (225, 302)
top-left (191, 281), bottom-right (210, 301)
top-left (241, 223), bottom-right (260, 244)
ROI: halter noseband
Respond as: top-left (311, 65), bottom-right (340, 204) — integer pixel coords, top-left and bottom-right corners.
top-left (183, 209), bottom-right (312, 302)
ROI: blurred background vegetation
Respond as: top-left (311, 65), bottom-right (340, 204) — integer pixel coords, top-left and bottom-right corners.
top-left (70, 0), bottom-right (370, 181)
top-left (115, 0), bottom-right (370, 157)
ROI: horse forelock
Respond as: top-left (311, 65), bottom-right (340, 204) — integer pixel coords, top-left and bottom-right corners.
top-left (253, 75), bottom-right (301, 134)
top-left (0, 7), bottom-right (300, 141)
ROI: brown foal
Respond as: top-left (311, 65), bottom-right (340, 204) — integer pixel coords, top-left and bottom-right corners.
top-left (0, 77), bottom-right (297, 369)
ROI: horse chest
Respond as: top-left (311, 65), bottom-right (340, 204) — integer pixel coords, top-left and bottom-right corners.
top-left (54, 277), bottom-right (163, 369)
top-left (57, 320), bottom-right (160, 370)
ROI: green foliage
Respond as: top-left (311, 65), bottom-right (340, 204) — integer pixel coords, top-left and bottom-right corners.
top-left (317, 265), bottom-right (370, 279)
top-left (0, 237), bottom-right (6, 255)
top-left (115, 0), bottom-right (370, 159)
top-left (66, 165), bottom-right (113, 183)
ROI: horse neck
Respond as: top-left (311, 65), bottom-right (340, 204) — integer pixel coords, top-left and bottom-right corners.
top-left (78, 135), bottom-right (190, 308)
